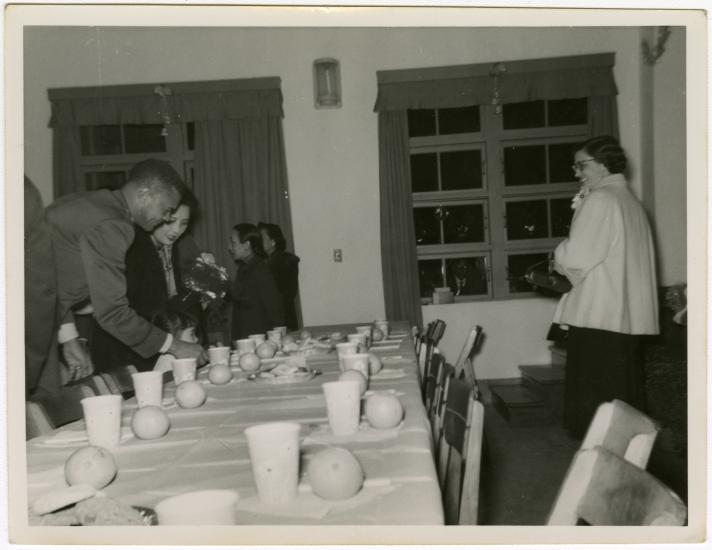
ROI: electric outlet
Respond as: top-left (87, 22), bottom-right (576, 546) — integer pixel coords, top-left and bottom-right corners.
top-left (333, 249), bottom-right (343, 262)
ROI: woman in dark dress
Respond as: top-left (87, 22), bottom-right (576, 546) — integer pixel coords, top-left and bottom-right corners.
top-left (258, 222), bottom-right (300, 330)
top-left (90, 191), bottom-right (202, 372)
top-left (229, 223), bottom-right (285, 340)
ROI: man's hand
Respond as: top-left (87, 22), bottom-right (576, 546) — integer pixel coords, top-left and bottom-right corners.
top-left (200, 252), bottom-right (216, 265)
top-left (61, 338), bottom-right (94, 382)
top-left (168, 339), bottom-right (208, 365)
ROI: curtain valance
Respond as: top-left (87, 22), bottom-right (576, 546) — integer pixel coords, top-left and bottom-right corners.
top-left (48, 77), bottom-right (283, 128)
top-left (374, 53), bottom-right (617, 112)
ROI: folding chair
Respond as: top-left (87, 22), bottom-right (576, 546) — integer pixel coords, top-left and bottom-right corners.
top-left (429, 361), bottom-right (456, 455)
top-left (547, 446), bottom-right (686, 525)
top-left (458, 325), bottom-right (484, 398)
top-left (438, 377), bottom-right (485, 525)
top-left (423, 353), bottom-right (445, 413)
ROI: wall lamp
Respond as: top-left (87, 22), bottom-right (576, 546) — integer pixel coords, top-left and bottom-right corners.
top-left (313, 58), bottom-right (342, 109)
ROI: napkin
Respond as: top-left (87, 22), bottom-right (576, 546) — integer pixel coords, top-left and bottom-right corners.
top-left (378, 338), bottom-right (405, 344)
top-left (370, 368), bottom-right (406, 380)
top-left (369, 345), bottom-right (400, 351)
top-left (33, 427), bottom-right (134, 447)
top-left (302, 421), bottom-right (402, 445)
top-left (389, 331), bottom-right (409, 338)
top-left (380, 356), bottom-right (407, 364)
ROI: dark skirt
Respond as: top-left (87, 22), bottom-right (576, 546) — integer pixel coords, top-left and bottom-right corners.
top-left (564, 325), bottom-right (646, 439)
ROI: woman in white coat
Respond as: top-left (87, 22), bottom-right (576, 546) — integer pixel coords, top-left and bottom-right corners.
top-left (553, 135), bottom-right (659, 438)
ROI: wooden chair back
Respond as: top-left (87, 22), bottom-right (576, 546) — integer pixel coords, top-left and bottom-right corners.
top-left (438, 378), bottom-right (485, 524)
top-left (548, 446), bottom-right (686, 525)
top-left (429, 362), bottom-right (456, 455)
top-left (581, 399), bottom-right (659, 468)
top-left (458, 326), bottom-right (484, 398)
top-left (26, 401), bottom-right (55, 440)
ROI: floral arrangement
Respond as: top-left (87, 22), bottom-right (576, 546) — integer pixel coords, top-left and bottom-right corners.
top-left (182, 254), bottom-right (231, 302)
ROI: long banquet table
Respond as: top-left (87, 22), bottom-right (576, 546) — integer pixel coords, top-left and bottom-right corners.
top-left (26, 322), bottom-right (445, 525)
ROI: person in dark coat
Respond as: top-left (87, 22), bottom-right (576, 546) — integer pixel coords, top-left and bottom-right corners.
top-left (90, 190), bottom-right (204, 372)
top-left (258, 222), bottom-right (300, 330)
top-left (229, 223), bottom-right (285, 340)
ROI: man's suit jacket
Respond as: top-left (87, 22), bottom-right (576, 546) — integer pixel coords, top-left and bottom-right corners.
top-left (45, 189), bottom-right (168, 358)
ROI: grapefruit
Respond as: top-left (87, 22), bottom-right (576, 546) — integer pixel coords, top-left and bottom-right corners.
top-left (208, 363), bottom-right (233, 385)
top-left (367, 353), bottom-right (383, 375)
top-left (175, 380), bottom-right (207, 408)
top-left (299, 329), bottom-right (312, 342)
top-left (307, 447), bottom-right (364, 501)
top-left (64, 445), bottom-right (117, 490)
top-left (371, 327), bottom-right (385, 342)
top-left (282, 334), bottom-right (296, 347)
top-left (339, 369), bottom-right (368, 396)
top-left (365, 393), bottom-right (404, 429)
top-left (131, 406), bottom-right (171, 440)
top-left (239, 352), bottom-right (261, 372)
top-left (256, 342), bottom-right (277, 359)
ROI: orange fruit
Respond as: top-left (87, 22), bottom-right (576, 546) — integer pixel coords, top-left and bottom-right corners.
top-left (239, 352), bottom-right (261, 372)
top-left (365, 393), bottom-right (404, 429)
top-left (307, 447), bottom-right (364, 501)
top-left (299, 329), bottom-right (312, 342)
top-left (175, 380), bottom-right (207, 409)
top-left (64, 445), bottom-right (117, 489)
top-left (367, 353), bottom-right (383, 375)
top-left (371, 327), bottom-right (385, 342)
top-left (339, 369), bottom-right (368, 396)
top-left (282, 334), bottom-right (296, 347)
top-left (131, 405), bottom-right (171, 440)
top-left (208, 363), bottom-right (233, 385)
top-left (256, 342), bottom-right (277, 359)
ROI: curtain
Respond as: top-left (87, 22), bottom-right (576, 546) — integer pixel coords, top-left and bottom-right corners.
top-left (378, 111), bottom-right (423, 328)
top-left (191, 115), bottom-right (293, 274)
top-left (589, 95), bottom-right (620, 139)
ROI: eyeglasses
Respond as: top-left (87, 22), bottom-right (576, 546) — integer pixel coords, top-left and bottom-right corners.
top-left (572, 158), bottom-right (596, 171)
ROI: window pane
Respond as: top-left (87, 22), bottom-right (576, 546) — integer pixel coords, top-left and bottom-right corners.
top-left (413, 207), bottom-right (441, 245)
top-left (506, 200), bottom-right (548, 240)
top-left (438, 105), bottom-right (480, 135)
top-left (443, 204), bottom-right (485, 244)
top-left (410, 153), bottom-right (439, 192)
top-left (186, 122), bottom-right (195, 151)
top-left (507, 252), bottom-right (549, 293)
top-left (548, 98), bottom-right (588, 126)
top-left (549, 142), bottom-right (580, 183)
top-left (80, 125), bottom-right (122, 156)
top-left (418, 259), bottom-right (443, 298)
top-left (504, 145), bottom-right (546, 186)
top-left (408, 109), bottom-right (437, 137)
top-left (551, 197), bottom-right (574, 237)
top-left (124, 124), bottom-right (166, 154)
top-left (84, 171), bottom-right (127, 191)
top-left (502, 100), bottom-right (545, 129)
top-left (441, 149), bottom-right (482, 190)
top-left (445, 257), bottom-right (488, 296)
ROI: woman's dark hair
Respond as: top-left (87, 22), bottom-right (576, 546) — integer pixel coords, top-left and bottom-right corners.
top-left (257, 222), bottom-right (287, 252)
top-left (579, 135), bottom-right (627, 174)
top-left (178, 188), bottom-right (200, 229)
top-left (233, 223), bottom-right (267, 258)
top-left (151, 308), bottom-right (199, 339)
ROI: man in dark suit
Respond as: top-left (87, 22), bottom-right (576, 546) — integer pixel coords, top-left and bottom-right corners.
top-left (45, 159), bottom-right (207, 379)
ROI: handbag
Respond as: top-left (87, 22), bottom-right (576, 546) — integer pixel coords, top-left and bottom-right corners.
top-left (524, 259), bottom-right (572, 294)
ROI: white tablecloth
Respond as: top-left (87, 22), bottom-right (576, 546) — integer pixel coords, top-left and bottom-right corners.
top-left (26, 323), bottom-right (444, 525)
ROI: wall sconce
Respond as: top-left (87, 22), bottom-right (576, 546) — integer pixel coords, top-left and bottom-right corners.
top-left (313, 58), bottom-right (341, 109)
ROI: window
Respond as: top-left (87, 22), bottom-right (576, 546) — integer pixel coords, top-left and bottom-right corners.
top-left (410, 98), bottom-right (585, 301)
top-left (79, 123), bottom-right (195, 191)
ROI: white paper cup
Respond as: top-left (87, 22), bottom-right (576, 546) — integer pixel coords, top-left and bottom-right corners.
top-left (131, 371), bottom-right (163, 408)
top-left (342, 353), bottom-right (371, 380)
top-left (322, 380), bottom-right (361, 436)
top-left (267, 330), bottom-right (283, 349)
top-left (347, 333), bottom-right (368, 352)
top-left (208, 346), bottom-right (231, 366)
top-left (355, 326), bottom-right (373, 346)
top-left (244, 422), bottom-right (301, 505)
top-left (248, 334), bottom-right (266, 345)
top-left (172, 358), bottom-right (197, 384)
top-left (80, 395), bottom-right (123, 448)
top-left (273, 326), bottom-right (288, 337)
top-left (155, 490), bottom-right (239, 525)
top-left (335, 342), bottom-right (359, 371)
top-left (374, 320), bottom-right (390, 339)
top-left (235, 339), bottom-right (257, 354)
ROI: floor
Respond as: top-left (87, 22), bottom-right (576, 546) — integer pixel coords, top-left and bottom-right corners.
top-left (476, 378), bottom-right (688, 525)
